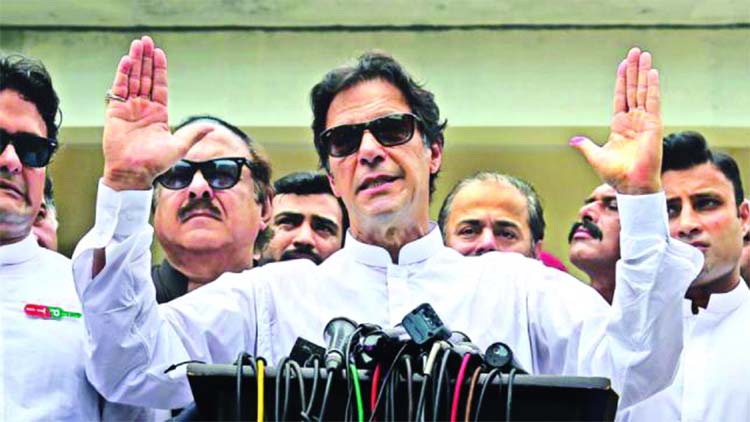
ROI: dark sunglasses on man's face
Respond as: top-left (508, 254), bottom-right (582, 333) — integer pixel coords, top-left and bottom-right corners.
top-left (319, 112), bottom-right (422, 158)
top-left (156, 157), bottom-right (255, 190)
top-left (0, 129), bottom-right (58, 168)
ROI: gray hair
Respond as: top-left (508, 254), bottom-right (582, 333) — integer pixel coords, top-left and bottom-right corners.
top-left (438, 171), bottom-right (546, 245)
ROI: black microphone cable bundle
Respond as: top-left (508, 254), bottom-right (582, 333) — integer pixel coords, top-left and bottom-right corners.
top-left (229, 303), bottom-right (528, 422)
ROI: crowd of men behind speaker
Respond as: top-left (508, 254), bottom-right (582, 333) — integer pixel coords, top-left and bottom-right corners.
top-left (1, 37), bottom-right (749, 421)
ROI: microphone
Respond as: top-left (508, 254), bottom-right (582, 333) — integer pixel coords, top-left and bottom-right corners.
top-left (402, 303), bottom-right (451, 345)
top-left (322, 317), bottom-right (357, 371)
top-left (289, 337), bottom-right (326, 367)
top-left (359, 326), bottom-right (416, 364)
top-left (448, 330), bottom-right (472, 345)
top-left (485, 341), bottom-right (527, 373)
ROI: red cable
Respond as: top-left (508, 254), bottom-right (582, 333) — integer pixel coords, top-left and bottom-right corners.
top-left (450, 354), bottom-right (472, 422)
top-left (371, 363), bottom-right (382, 416)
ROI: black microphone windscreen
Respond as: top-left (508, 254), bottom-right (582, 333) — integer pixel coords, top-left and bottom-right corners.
top-left (323, 317), bottom-right (357, 370)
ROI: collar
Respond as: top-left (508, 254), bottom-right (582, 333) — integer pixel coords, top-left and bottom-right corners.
top-left (683, 280), bottom-right (750, 316)
top-left (159, 259), bottom-right (189, 284)
top-left (0, 233), bottom-right (40, 266)
top-left (344, 222), bottom-right (444, 267)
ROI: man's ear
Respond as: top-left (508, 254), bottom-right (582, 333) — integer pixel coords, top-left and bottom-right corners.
top-left (259, 189), bottom-right (274, 231)
top-left (327, 172), bottom-right (341, 198)
top-left (739, 199), bottom-right (750, 241)
top-left (429, 140), bottom-right (443, 175)
top-left (533, 240), bottom-right (544, 259)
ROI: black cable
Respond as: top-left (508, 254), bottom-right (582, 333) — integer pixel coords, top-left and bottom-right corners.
top-left (163, 359), bottom-right (206, 374)
top-left (318, 369), bottom-right (335, 422)
top-left (474, 368), bottom-right (501, 422)
top-left (234, 352), bottom-right (255, 422)
top-left (275, 357), bottom-right (289, 422)
top-left (388, 366), bottom-right (398, 421)
top-left (367, 343), bottom-right (409, 422)
top-left (432, 348), bottom-right (452, 422)
top-left (283, 360), bottom-right (292, 421)
top-left (288, 360), bottom-right (307, 414)
top-left (402, 355), bottom-right (414, 421)
top-left (344, 326), bottom-right (363, 422)
top-left (384, 376), bottom-right (390, 422)
top-left (235, 353), bottom-right (245, 422)
top-left (415, 375), bottom-right (430, 422)
top-left (505, 368), bottom-right (518, 422)
top-left (301, 357), bottom-right (321, 421)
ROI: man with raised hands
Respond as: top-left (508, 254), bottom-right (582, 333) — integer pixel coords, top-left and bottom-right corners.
top-left (0, 54), bottom-right (148, 421)
top-left (73, 36), bottom-right (701, 413)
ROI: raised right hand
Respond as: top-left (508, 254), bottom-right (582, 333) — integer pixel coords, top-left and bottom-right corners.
top-left (102, 36), bottom-right (212, 191)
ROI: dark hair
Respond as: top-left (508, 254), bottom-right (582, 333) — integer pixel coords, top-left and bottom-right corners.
top-left (273, 171), bottom-right (349, 235)
top-left (0, 54), bottom-right (61, 141)
top-left (438, 172), bottom-right (546, 245)
top-left (173, 115), bottom-right (272, 205)
top-left (310, 51), bottom-right (446, 197)
top-left (43, 174), bottom-right (55, 210)
top-left (662, 131), bottom-right (744, 207)
top-left (171, 115), bottom-right (273, 251)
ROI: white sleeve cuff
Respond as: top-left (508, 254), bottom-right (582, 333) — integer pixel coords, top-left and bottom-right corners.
top-left (94, 179), bottom-right (153, 239)
top-left (617, 191), bottom-right (670, 258)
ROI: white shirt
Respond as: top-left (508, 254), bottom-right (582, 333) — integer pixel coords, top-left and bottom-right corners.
top-left (72, 181), bottom-right (703, 411)
top-left (619, 281), bottom-right (750, 421)
top-left (0, 234), bottom-right (148, 421)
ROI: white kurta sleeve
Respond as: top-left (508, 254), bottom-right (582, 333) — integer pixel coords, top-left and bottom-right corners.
top-left (72, 180), bottom-right (260, 409)
top-left (526, 191), bottom-right (703, 410)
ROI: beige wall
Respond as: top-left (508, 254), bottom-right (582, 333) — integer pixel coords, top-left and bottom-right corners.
top-left (3, 27), bottom-right (749, 280)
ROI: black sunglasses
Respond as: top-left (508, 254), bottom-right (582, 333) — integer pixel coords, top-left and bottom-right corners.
top-left (0, 129), bottom-right (58, 168)
top-left (318, 112), bottom-right (422, 158)
top-left (156, 157), bottom-right (255, 190)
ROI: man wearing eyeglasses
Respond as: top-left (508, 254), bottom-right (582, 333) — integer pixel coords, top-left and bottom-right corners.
top-left (0, 54), bottom-right (147, 420)
top-left (74, 37), bottom-right (702, 414)
top-left (150, 114), bottom-right (272, 303)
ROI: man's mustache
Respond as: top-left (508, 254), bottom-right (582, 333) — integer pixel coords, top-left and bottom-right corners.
top-left (280, 245), bottom-right (322, 265)
top-left (568, 219), bottom-right (603, 243)
top-left (177, 197), bottom-right (221, 221)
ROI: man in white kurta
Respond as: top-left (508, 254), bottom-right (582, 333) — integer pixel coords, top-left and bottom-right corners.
top-left (0, 54), bottom-right (146, 421)
top-left (1, 235), bottom-right (98, 419)
top-left (0, 234), bottom-right (150, 420)
top-left (72, 38), bottom-right (702, 412)
top-left (618, 132), bottom-right (750, 421)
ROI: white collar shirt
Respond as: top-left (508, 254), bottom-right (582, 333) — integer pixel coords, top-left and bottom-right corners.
top-left (0, 234), bottom-right (147, 421)
top-left (619, 280), bottom-right (750, 421)
top-left (72, 181), bottom-right (703, 412)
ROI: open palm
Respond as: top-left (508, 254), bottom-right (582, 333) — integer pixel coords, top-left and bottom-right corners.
top-left (572, 48), bottom-right (663, 195)
top-left (102, 36), bottom-right (211, 191)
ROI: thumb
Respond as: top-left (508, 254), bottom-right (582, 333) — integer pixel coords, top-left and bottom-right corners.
top-left (569, 135), bottom-right (603, 170)
top-left (172, 123), bottom-right (215, 154)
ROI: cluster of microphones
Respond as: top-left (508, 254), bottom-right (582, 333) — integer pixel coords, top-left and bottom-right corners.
top-left (256, 303), bottom-right (525, 422)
